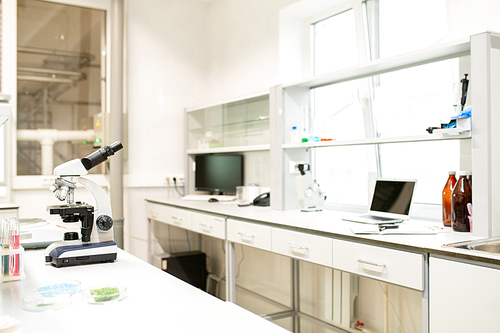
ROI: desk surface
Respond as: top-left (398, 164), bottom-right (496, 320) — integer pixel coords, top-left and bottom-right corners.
top-left (146, 197), bottom-right (500, 265)
top-left (0, 249), bottom-right (290, 333)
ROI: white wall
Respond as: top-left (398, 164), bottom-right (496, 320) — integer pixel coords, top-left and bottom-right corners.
top-left (204, 0), bottom-right (300, 104)
top-left (125, 0), bottom-right (210, 257)
top-left (124, 0), bottom-right (299, 259)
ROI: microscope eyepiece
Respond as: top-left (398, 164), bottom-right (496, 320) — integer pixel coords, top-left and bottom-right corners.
top-left (81, 141), bottom-right (123, 170)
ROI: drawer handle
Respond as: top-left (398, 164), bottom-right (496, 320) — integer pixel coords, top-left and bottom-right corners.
top-left (357, 259), bottom-right (386, 268)
top-left (151, 211), bottom-right (158, 218)
top-left (287, 243), bottom-right (308, 254)
top-left (200, 223), bottom-right (213, 230)
top-left (172, 216), bottom-right (183, 224)
top-left (238, 232), bottom-right (255, 240)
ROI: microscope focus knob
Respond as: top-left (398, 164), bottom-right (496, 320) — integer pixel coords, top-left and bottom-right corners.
top-left (96, 215), bottom-right (113, 231)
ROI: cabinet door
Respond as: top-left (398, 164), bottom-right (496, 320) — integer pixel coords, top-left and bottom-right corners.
top-left (191, 211), bottom-right (226, 239)
top-left (430, 257), bottom-right (500, 332)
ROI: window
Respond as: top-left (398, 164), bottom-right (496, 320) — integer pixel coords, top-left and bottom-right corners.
top-left (310, 0), bottom-right (469, 218)
top-left (311, 9), bottom-right (358, 75)
top-left (16, 0), bottom-right (107, 175)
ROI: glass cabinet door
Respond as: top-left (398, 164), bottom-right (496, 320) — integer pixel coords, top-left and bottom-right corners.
top-left (187, 95), bottom-right (269, 150)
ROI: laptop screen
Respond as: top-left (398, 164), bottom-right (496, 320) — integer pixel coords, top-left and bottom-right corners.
top-left (370, 180), bottom-right (416, 215)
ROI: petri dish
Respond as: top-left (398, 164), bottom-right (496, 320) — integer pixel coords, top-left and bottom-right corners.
top-left (22, 293), bottom-right (71, 312)
top-left (37, 280), bottom-right (81, 296)
top-left (82, 285), bottom-right (127, 305)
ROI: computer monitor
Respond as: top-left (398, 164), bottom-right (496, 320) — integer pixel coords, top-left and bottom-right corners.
top-left (194, 154), bottom-right (243, 195)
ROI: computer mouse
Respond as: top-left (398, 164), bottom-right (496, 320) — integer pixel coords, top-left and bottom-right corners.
top-left (208, 198), bottom-right (219, 202)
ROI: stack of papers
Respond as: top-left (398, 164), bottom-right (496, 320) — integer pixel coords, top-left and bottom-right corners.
top-left (350, 224), bottom-right (446, 235)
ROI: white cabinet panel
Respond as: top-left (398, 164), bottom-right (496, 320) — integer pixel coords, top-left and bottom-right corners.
top-left (191, 211), bottom-right (226, 239)
top-left (146, 202), bottom-right (192, 230)
top-left (430, 257), bottom-right (500, 332)
top-left (271, 228), bottom-right (332, 267)
top-left (227, 219), bottom-right (272, 251)
top-left (332, 239), bottom-right (424, 290)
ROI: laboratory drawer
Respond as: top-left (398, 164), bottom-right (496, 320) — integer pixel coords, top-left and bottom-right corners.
top-left (191, 212), bottom-right (226, 239)
top-left (146, 202), bottom-right (192, 230)
top-left (227, 219), bottom-right (272, 251)
top-left (271, 228), bottom-right (332, 267)
top-left (332, 239), bottom-right (424, 290)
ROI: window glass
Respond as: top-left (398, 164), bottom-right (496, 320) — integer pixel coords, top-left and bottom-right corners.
top-left (379, 141), bottom-right (461, 205)
top-left (311, 79), bottom-right (365, 141)
top-left (310, 3), bottom-right (468, 214)
top-left (313, 9), bottom-right (358, 75)
top-left (17, 0), bottom-right (105, 175)
top-left (376, 0), bottom-right (448, 59)
top-left (315, 145), bottom-right (375, 207)
top-left (372, 58), bottom-right (461, 138)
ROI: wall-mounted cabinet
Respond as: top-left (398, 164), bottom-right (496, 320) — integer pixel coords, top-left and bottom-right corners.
top-left (186, 94), bottom-right (270, 154)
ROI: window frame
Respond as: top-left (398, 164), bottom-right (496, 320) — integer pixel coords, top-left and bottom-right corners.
top-left (306, 0), bottom-right (471, 219)
top-left (10, 0), bottom-right (112, 189)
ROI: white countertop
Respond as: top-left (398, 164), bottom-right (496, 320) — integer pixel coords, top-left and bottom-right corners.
top-left (146, 197), bottom-right (500, 264)
top-left (0, 249), bottom-right (290, 333)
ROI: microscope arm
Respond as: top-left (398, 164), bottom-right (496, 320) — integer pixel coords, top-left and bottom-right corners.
top-left (78, 177), bottom-right (113, 219)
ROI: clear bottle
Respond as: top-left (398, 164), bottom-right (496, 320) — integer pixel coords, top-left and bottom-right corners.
top-left (290, 126), bottom-right (300, 144)
top-left (451, 171), bottom-right (472, 232)
top-left (442, 171), bottom-right (457, 227)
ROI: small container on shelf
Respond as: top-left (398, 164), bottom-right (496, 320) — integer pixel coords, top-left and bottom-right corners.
top-left (289, 126), bottom-right (300, 144)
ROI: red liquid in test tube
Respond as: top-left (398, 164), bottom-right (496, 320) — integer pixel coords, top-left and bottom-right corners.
top-left (10, 219), bottom-right (19, 276)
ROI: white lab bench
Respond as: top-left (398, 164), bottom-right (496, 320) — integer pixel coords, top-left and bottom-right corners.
top-left (145, 197), bottom-right (500, 333)
top-left (0, 249), bottom-right (290, 333)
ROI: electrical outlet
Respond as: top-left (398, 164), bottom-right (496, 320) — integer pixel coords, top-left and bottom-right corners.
top-left (289, 161), bottom-right (306, 174)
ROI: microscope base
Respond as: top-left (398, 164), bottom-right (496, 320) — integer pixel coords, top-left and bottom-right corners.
top-left (47, 252), bottom-right (117, 268)
top-left (45, 241), bottom-right (117, 268)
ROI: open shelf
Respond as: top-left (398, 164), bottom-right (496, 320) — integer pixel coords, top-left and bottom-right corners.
top-left (282, 132), bottom-right (471, 149)
top-left (283, 40), bottom-right (470, 90)
top-left (187, 144), bottom-right (270, 155)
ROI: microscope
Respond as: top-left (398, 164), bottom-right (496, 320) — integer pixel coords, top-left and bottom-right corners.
top-left (295, 163), bottom-right (326, 212)
top-left (44, 141), bottom-right (123, 268)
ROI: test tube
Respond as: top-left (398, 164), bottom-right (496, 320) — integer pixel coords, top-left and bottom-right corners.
top-left (2, 219), bottom-right (10, 277)
top-left (10, 219), bottom-right (19, 276)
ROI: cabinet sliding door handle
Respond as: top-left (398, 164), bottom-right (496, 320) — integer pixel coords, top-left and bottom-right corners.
top-left (287, 243), bottom-right (308, 254)
top-left (357, 259), bottom-right (386, 268)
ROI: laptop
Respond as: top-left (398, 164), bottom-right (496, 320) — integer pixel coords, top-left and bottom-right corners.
top-left (343, 179), bottom-right (417, 224)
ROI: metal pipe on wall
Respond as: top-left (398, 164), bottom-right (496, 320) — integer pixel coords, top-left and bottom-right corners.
top-left (17, 129), bottom-right (96, 175)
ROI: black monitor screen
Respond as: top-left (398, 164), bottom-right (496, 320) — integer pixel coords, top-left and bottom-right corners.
top-left (370, 180), bottom-right (416, 215)
top-left (195, 154), bottom-right (243, 194)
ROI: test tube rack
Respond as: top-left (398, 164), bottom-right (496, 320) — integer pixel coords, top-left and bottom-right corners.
top-left (0, 245), bottom-right (26, 283)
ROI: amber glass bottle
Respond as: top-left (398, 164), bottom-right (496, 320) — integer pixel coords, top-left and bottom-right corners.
top-left (451, 171), bottom-right (472, 232)
top-left (442, 171), bottom-right (457, 227)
